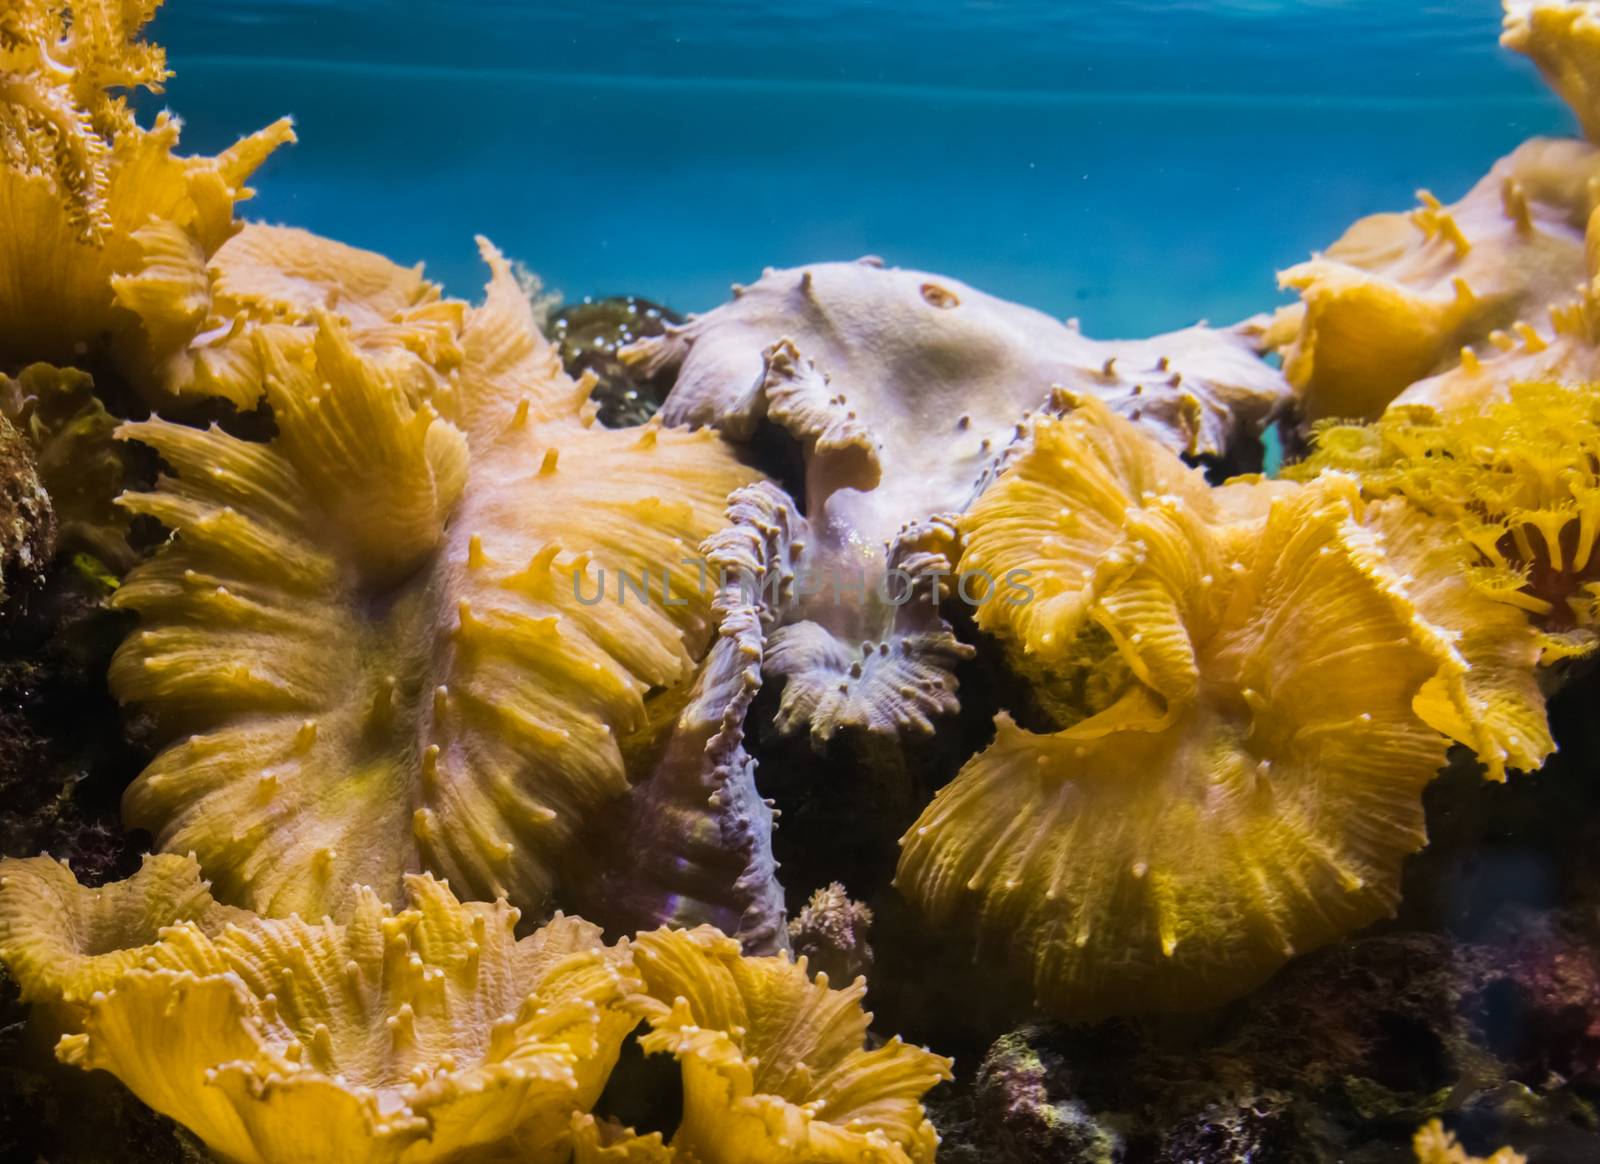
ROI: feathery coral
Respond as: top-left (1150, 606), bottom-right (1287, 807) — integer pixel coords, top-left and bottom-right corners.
top-left (897, 399), bottom-right (1550, 1017)
top-left (7, 860), bottom-right (642, 1164)
top-left (630, 926), bottom-right (953, 1163)
top-left (1294, 380), bottom-right (1600, 652)
top-left (1413, 1119), bottom-right (1527, 1164)
top-left (632, 259), bottom-right (1286, 742)
top-left (1267, 136), bottom-right (1600, 420)
top-left (110, 240), bottom-right (758, 919)
top-left (0, 0), bottom-right (169, 241)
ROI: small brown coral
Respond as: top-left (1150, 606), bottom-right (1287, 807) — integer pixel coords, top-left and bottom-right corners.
top-left (1504, 0), bottom-right (1600, 143)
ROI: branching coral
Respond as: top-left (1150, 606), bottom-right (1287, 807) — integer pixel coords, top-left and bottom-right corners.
top-left (1504, 0), bottom-right (1600, 143)
top-left (2, 856), bottom-right (642, 1164)
top-left (1294, 380), bottom-right (1600, 652)
top-left (895, 398), bottom-right (1551, 1018)
top-left (1264, 136), bottom-right (1600, 421)
top-left (630, 926), bottom-right (953, 1163)
top-left (110, 240), bottom-right (759, 920)
top-left (1413, 1120), bottom-right (1526, 1164)
top-left (629, 259), bottom-right (1287, 743)
top-left (0, 0), bottom-right (169, 242)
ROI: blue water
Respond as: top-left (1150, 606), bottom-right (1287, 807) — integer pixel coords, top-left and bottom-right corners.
top-left (149, 1), bottom-right (1572, 335)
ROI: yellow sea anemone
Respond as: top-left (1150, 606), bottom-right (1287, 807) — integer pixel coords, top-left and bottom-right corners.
top-left (629, 926), bottom-right (952, 1164)
top-left (1294, 379), bottom-right (1600, 653)
top-left (0, 851), bottom-right (241, 1008)
top-left (896, 398), bottom-right (1549, 1018)
top-left (1265, 136), bottom-right (1600, 421)
top-left (110, 240), bottom-right (759, 920)
top-left (1, 857), bottom-right (641, 1164)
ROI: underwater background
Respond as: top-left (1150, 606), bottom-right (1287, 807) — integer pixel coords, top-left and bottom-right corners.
top-left (150, 0), bottom-right (1568, 335)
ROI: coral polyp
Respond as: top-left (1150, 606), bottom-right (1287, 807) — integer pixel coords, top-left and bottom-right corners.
top-left (110, 243), bottom-right (758, 919)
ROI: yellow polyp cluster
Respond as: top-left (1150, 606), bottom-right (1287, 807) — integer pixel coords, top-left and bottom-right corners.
top-left (0, 0), bottom-right (169, 242)
top-left (1264, 136), bottom-right (1600, 421)
top-left (1413, 1120), bottom-right (1527, 1164)
top-left (896, 397), bottom-right (1551, 1019)
top-left (2, 856), bottom-right (641, 1164)
top-left (110, 241), bottom-right (759, 920)
top-left (1293, 379), bottom-right (1600, 648)
top-left (629, 927), bottom-right (953, 1164)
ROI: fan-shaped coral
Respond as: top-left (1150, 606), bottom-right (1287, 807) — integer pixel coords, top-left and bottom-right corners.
top-left (630, 925), bottom-right (953, 1163)
top-left (2, 856), bottom-right (642, 1164)
top-left (1264, 136), bottom-right (1600, 421)
top-left (896, 398), bottom-right (1551, 1018)
top-left (630, 259), bottom-right (1287, 743)
top-left (1294, 380), bottom-right (1600, 654)
top-left (110, 240), bottom-right (759, 920)
top-left (0, 0), bottom-right (170, 242)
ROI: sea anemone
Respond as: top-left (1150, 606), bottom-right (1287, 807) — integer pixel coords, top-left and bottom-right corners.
top-left (2, 856), bottom-right (641, 1164)
top-left (110, 241), bottom-right (759, 920)
top-left (895, 398), bottom-right (1550, 1018)
top-left (629, 259), bottom-right (1287, 743)
top-left (630, 925), bottom-right (953, 1163)
top-left (1264, 136), bottom-right (1600, 422)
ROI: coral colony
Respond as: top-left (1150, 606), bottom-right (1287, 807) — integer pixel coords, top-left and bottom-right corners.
top-left (15, 0), bottom-right (1600, 1161)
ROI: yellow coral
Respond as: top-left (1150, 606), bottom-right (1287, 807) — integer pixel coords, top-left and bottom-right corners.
top-left (1294, 379), bottom-right (1600, 649)
top-left (630, 926), bottom-right (951, 1164)
top-left (0, 0), bottom-right (169, 241)
top-left (1413, 1119), bottom-right (1527, 1164)
top-left (0, 852), bottom-right (241, 1007)
top-left (1, 858), bottom-right (641, 1164)
top-left (1504, 0), bottom-right (1600, 143)
top-left (0, 110), bottom-right (295, 395)
top-left (1268, 136), bottom-right (1600, 421)
top-left (897, 400), bottom-right (1550, 1018)
top-left (123, 221), bottom-right (470, 409)
top-left (110, 240), bottom-right (758, 920)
